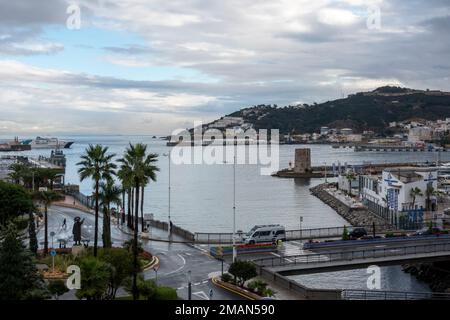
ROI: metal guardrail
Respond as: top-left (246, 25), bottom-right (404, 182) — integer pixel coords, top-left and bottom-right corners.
top-left (64, 190), bottom-right (94, 209)
top-left (194, 224), bottom-right (415, 244)
top-left (253, 240), bottom-right (450, 267)
top-left (342, 289), bottom-right (450, 300)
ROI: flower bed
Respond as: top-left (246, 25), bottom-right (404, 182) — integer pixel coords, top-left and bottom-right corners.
top-left (210, 243), bottom-right (277, 257)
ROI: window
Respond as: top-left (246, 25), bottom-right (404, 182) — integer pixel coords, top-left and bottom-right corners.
top-left (276, 230), bottom-right (285, 235)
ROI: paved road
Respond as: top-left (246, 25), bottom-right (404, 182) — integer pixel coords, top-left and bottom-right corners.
top-left (38, 206), bottom-right (241, 300)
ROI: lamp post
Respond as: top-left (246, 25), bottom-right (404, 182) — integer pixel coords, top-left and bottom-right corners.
top-left (232, 155), bottom-right (237, 263)
top-left (187, 270), bottom-right (192, 300)
top-left (154, 268), bottom-right (158, 286)
top-left (299, 216), bottom-right (303, 239)
top-left (163, 152), bottom-right (172, 235)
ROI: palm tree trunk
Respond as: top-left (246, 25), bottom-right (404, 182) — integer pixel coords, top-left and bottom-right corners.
top-left (131, 188), bottom-right (135, 230)
top-left (122, 190), bottom-right (126, 224)
top-left (127, 189), bottom-right (132, 228)
top-left (140, 185), bottom-right (145, 232)
top-left (132, 180), bottom-right (140, 300)
top-left (44, 204), bottom-right (48, 255)
top-left (103, 204), bottom-right (111, 248)
top-left (94, 180), bottom-right (99, 257)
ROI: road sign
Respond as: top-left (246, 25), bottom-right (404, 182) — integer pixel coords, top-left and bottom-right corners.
top-left (50, 231), bottom-right (56, 237)
top-left (50, 250), bottom-right (57, 257)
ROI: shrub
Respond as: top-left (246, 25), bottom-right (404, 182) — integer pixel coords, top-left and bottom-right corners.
top-left (14, 216), bottom-right (29, 230)
top-left (48, 280), bottom-right (69, 299)
top-left (385, 232), bottom-right (395, 238)
top-left (154, 286), bottom-right (178, 300)
top-left (221, 273), bottom-right (232, 283)
top-left (263, 288), bottom-right (276, 297)
top-left (138, 278), bottom-right (157, 300)
top-left (342, 226), bottom-right (350, 241)
top-left (228, 260), bottom-right (257, 287)
top-left (247, 280), bottom-right (267, 295)
top-left (75, 257), bottom-right (111, 300)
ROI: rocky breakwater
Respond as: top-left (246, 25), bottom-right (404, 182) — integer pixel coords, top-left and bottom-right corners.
top-left (403, 261), bottom-right (450, 293)
top-left (310, 183), bottom-right (391, 229)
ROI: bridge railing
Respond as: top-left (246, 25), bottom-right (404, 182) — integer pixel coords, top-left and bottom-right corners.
top-left (253, 240), bottom-right (450, 267)
top-left (342, 289), bottom-right (450, 300)
top-left (193, 224), bottom-right (419, 244)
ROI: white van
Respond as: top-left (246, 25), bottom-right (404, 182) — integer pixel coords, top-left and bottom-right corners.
top-left (244, 225), bottom-right (286, 244)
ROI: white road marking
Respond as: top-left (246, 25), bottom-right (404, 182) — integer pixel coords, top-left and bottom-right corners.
top-left (162, 253), bottom-right (186, 276)
top-left (193, 291), bottom-right (210, 300)
top-left (270, 252), bottom-right (281, 257)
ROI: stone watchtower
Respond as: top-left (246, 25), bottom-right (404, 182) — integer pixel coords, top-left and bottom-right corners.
top-left (294, 148), bottom-right (311, 173)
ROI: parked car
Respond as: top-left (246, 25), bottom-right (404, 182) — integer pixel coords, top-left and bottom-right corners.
top-left (349, 227), bottom-right (367, 239)
top-left (244, 225), bottom-right (286, 244)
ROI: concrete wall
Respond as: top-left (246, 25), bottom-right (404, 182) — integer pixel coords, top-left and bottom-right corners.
top-left (259, 267), bottom-right (342, 300)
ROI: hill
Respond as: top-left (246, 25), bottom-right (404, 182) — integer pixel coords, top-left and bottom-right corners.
top-left (225, 86), bottom-right (450, 135)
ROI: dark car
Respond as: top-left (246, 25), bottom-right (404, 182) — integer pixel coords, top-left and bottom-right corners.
top-left (349, 228), bottom-right (367, 239)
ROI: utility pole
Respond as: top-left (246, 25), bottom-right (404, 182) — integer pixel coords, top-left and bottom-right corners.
top-left (232, 155), bottom-right (237, 263)
top-left (187, 270), bottom-right (192, 300)
top-left (168, 151), bottom-right (171, 233)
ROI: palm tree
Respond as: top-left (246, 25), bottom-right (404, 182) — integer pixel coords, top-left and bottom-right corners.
top-left (140, 159), bottom-right (158, 233)
top-left (118, 159), bottom-right (134, 228)
top-left (117, 169), bottom-right (128, 225)
top-left (33, 190), bottom-right (60, 255)
top-left (77, 145), bottom-right (116, 257)
top-left (345, 172), bottom-right (356, 196)
top-left (425, 185), bottom-right (436, 211)
top-left (118, 143), bottom-right (159, 300)
top-left (99, 180), bottom-right (122, 248)
top-left (409, 187), bottom-right (423, 209)
top-left (8, 163), bottom-right (29, 185)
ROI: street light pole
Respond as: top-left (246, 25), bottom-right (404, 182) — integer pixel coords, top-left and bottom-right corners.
top-left (187, 270), bottom-right (192, 300)
top-left (232, 155), bottom-right (237, 263)
top-left (168, 151), bottom-right (171, 232)
top-left (164, 152), bottom-right (172, 235)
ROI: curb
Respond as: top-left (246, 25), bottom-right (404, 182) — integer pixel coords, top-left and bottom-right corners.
top-left (143, 255), bottom-right (160, 272)
top-left (211, 277), bottom-right (260, 300)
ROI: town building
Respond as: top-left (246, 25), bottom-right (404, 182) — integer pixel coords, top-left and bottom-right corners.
top-left (359, 167), bottom-right (438, 226)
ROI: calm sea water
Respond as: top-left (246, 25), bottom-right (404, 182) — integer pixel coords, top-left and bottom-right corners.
top-left (4, 135), bottom-right (447, 291)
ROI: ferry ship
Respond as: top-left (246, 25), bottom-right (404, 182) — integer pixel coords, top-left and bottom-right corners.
top-left (23, 137), bottom-right (74, 149)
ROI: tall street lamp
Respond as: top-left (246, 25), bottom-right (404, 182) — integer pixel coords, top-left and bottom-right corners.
top-left (232, 155), bottom-right (237, 263)
top-left (163, 152), bottom-right (172, 234)
top-left (187, 270), bottom-right (192, 300)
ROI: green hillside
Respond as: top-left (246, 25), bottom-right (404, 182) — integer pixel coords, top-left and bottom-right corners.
top-left (228, 86), bottom-right (450, 134)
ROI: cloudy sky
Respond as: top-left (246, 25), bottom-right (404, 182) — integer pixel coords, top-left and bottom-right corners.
top-left (0, 0), bottom-right (449, 135)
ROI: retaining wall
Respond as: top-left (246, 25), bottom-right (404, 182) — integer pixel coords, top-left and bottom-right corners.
top-left (310, 184), bottom-right (391, 230)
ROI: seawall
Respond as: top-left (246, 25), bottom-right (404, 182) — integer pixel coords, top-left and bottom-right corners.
top-left (310, 183), bottom-right (391, 229)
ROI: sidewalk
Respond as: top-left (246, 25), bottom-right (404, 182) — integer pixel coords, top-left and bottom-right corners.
top-left (116, 220), bottom-right (189, 243)
top-left (53, 195), bottom-right (93, 214)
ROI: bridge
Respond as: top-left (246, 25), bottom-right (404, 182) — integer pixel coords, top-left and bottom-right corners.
top-left (253, 239), bottom-right (450, 275)
top-left (193, 224), bottom-right (420, 244)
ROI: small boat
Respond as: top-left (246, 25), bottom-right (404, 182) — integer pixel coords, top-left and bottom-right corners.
top-left (24, 137), bottom-right (74, 149)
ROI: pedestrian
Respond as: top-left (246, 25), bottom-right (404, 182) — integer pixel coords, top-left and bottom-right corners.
top-left (169, 220), bottom-right (173, 234)
top-left (62, 218), bottom-right (67, 229)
